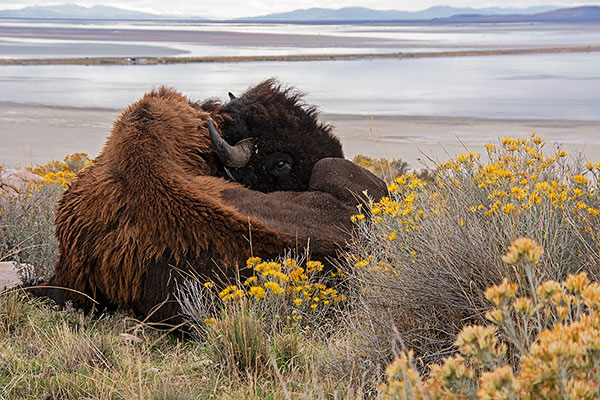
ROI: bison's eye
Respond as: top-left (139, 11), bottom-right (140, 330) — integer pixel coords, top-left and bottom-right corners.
top-left (267, 153), bottom-right (293, 177)
top-left (274, 160), bottom-right (287, 169)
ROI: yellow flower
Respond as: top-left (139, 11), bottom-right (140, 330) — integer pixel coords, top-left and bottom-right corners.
top-left (502, 203), bottom-right (516, 214)
top-left (243, 276), bottom-right (257, 286)
top-left (264, 281), bottom-right (283, 295)
top-left (203, 281), bottom-right (215, 288)
top-left (388, 232), bottom-right (397, 240)
top-left (306, 261), bottom-right (324, 273)
top-left (582, 282), bottom-right (600, 309)
top-left (289, 266), bottom-right (306, 283)
top-left (485, 309), bottom-right (505, 324)
top-left (246, 257), bottom-right (262, 267)
top-left (531, 136), bottom-right (544, 145)
top-left (478, 366), bottom-right (518, 400)
top-left (485, 278), bottom-right (518, 306)
top-left (501, 237), bottom-right (543, 264)
top-left (293, 298), bottom-right (302, 306)
top-left (513, 297), bottom-right (535, 316)
top-left (455, 325), bottom-right (504, 359)
top-left (219, 285), bottom-right (237, 298)
top-left (430, 354), bottom-right (474, 387)
top-left (568, 379), bottom-right (598, 399)
top-left (536, 280), bottom-right (563, 303)
top-left (221, 287), bottom-right (244, 301)
top-left (563, 272), bottom-right (590, 295)
top-left (248, 286), bottom-right (266, 299)
top-left (572, 174), bottom-right (589, 185)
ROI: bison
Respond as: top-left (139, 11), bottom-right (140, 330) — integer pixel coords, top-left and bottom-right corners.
top-left (34, 80), bottom-right (386, 325)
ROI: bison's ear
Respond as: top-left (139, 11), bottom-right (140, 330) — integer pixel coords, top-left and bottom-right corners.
top-left (228, 92), bottom-right (237, 100)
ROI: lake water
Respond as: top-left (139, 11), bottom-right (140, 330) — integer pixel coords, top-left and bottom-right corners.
top-left (1, 52), bottom-right (599, 120)
top-left (1, 20), bottom-right (600, 58)
top-left (0, 21), bottom-right (599, 120)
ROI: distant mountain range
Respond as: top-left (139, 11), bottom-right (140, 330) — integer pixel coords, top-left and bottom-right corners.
top-left (0, 3), bottom-right (598, 24)
top-left (0, 4), bottom-right (207, 20)
top-left (238, 6), bottom-right (559, 22)
top-left (439, 6), bottom-right (600, 23)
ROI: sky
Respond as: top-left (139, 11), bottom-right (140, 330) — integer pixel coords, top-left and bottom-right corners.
top-left (1, 1), bottom-right (599, 19)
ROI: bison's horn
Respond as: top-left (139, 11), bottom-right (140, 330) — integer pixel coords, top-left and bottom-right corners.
top-left (228, 92), bottom-right (237, 100)
top-left (207, 118), bottom-right (253, 168)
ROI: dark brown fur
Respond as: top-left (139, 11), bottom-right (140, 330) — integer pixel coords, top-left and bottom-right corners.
top-left (34, 87), bottom-right (386, 325)
top-left (203, 79), bottom-right (344, 192)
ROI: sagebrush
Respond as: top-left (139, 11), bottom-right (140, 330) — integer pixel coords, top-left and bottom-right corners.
top-left (338, 135), bottom-right (600, 378)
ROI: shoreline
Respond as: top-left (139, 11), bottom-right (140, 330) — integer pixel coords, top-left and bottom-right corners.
top-left (1, 103), bottom-right (599, 169)
top-left (2, 46), bottom-right (600, 65)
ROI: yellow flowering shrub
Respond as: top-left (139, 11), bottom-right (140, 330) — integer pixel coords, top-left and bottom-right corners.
top-left (201, 257), bottom-right (345, 326)
top-left (28, 152), bottom-right (92, 177)
top-left (353, 135), bottom-right (599, 263)
top-left (27, 153), bottom-right (92, 190)
top-left (1, 153), bottom-right (92, 282)
top-left (379, 239), bottom-right (600, 399)
top-left (179, 257), bottom-right (345, 377)
top-left (343, 135), bottom-right (600, 364)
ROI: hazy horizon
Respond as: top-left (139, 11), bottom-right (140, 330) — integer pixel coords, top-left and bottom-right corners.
top-left (1, 1), bottom-right (599, 19)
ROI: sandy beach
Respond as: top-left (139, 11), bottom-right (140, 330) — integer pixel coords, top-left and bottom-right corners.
top-left (3, 46), bottom-right (599, 65)
top-left (1, 102), bottom-right (599, 169)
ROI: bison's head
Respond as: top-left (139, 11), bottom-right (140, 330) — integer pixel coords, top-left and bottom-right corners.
top-left (203, 79), bottom-right (343, 192)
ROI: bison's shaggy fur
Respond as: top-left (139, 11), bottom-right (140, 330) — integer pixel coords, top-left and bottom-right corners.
top-left (34, 83), bottom-right (386, 325)
top-left (203, 79), bottom-right (344, 192)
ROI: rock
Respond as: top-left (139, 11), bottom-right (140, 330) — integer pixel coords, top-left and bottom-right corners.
top-left (0, 262), bottom-right (20, 290)
top-left (0, 170), bottom-right (42, 196)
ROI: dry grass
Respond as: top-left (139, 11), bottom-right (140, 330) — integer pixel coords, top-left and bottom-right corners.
top-left (0, 288), bottom-right (359, 399)
top-left (0, 153), bottom-right (91, 283)
top-left (0, 185), bottom-right (62, 283)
